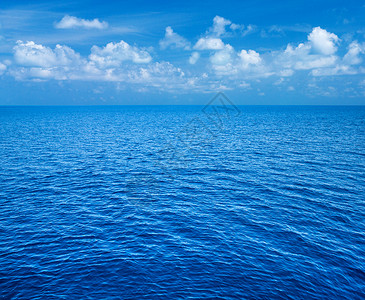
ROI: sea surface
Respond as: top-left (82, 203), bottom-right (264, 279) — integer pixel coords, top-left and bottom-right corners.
top-left (0, 104), bottom-right (364, 299)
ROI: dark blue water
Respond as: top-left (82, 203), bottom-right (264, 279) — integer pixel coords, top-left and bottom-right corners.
top-left (0, 105), bottom-right (364, 299)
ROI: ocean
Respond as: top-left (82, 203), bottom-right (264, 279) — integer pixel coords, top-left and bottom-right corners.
top-left (0, 104), bottom-right (364, 299)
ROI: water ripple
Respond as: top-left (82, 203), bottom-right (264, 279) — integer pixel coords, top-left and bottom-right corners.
top-left (0, 106), bottom-right (364, 299)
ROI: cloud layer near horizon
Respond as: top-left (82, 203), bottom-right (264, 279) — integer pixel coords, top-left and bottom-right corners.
top-left (2, 16), bottom-right (365, 93)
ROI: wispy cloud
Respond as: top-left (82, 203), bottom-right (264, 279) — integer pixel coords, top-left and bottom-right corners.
top-left (0, 62), bottom-right (6, 75)
top-left (189, 52), bottom-right (200, 64)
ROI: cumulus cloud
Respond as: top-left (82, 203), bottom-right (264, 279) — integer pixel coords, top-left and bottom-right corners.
top-left (194, 38), bottom-right (225, 50)
top-left (10, 40), bottom-right (190, 90)
top-left (209, 44), bottom-right (236, 75)
top-left (202, 25), bottom-right (352, 79)
top-left (210, 45), bottom-right (234, 65)
top-left (89, 40), bottom-right (152, 67)
top-left (273, 27), bottom-right (365, 77)
top-left (14, 41), bottom-right (84, 68)
top-left (12, 41), bottom-right (88, 80)
top-left (282, 43), bottom-right (338, 70)
top-left (6, 17), bottom-right (365, 94)
top-left (55, 15), bottom-right (108, 29)
top-left (208, 43), bottom-right (265, 77)
top-left (274, 27), bottom-right (340, 76)
top-left (159, 26), bottom-right (190, 50)
top-left (308, 27), bottom-right (339, 55)
top-left (190, 16), bottom-right (261, 76)
top-left (238, 49), bottom-right (262, 69)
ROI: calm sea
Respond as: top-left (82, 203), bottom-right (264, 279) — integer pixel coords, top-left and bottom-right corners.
top-left (0, 105), bottom-right (364, 299)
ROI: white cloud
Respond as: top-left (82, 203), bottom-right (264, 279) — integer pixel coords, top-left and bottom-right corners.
top-left (194, 37), bottom-right (225, 50)
top-left (159, 26), bottom-right (190, 50)
top-left (14, 41), bottom-right (84, 68)
top-left (274, 27), bottom-right (340, 75)
top-left (343, 41), bottom-right (365, 65)
top-left (10, 40), bottom-right (191, 91)
top-left (127, 62), bottom-right (185, 87)
top-left (208, 43), bottom-right (266, 77)
top-left (207, 16), bottom-right (248, 37)
top-left (210, 16), bottom-right (232, 37)
top-left (28, 68), bottom-right (54, 79)
top-left (209, 44), bottom-right (236, 75)
top-left (89, 40), bottom-right (152, 67)
top-left (308, 27), bottom-right (339, 55)
top-left (210, 44), bottom-right (234, 65)
top-left (190, 16), bottom-right (263, 77)
top-left (55, 15), bottom-right (108, 29)
top-left (0, 62), bottom-right (6, 75)
top-left (6, 18), bottom-right (365, 95)
top-left (238, 49), bottom-right (261, 69)
top-left (199, 26), bottom-right (350, 79)
top-left (189, 52), bottom-right (200, 64)
top-left (295, 55), bottom-right (338, 70)
top-left (303, 39), bottom-right (365, 76)
top-left (275, 30), bottom-right (365, 77)
top-left (241, 25), bottom-right (256, 37)
top-left (310, 65), bottom-right (358, 76)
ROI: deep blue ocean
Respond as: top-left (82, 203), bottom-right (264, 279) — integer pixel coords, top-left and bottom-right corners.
top-left (0, 104), bottom-right (364, 299)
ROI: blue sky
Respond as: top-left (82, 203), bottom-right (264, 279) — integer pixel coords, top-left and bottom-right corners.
top-left (0, 0), bottom-right (364, 105)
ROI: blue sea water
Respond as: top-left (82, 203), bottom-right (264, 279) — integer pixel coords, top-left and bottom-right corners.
top-left (0, 104), bottom-right (364, 299)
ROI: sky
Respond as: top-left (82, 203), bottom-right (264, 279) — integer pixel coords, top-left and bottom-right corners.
top-left (0, 0), bottom-right (365, 105)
